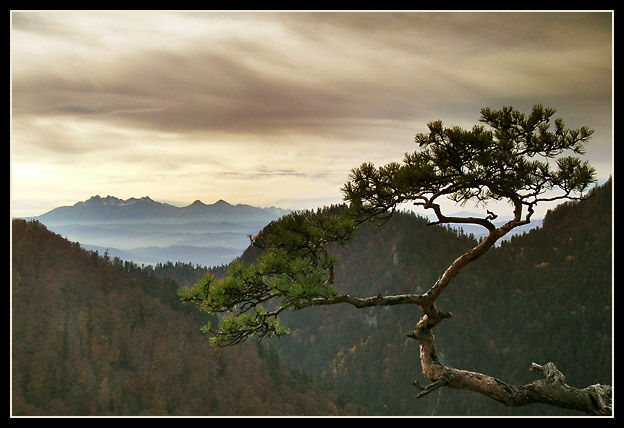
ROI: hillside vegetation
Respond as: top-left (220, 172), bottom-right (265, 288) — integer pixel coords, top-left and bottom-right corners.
top-left (11, 180), bottom-right (611, 416)
top-left (11, 219), bottom-right (360, 416)
top-left (233, 180), bottom-right (612, 416)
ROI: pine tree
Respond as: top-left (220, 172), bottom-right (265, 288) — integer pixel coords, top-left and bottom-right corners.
top-left (179, 105), bottom-right (610, 415)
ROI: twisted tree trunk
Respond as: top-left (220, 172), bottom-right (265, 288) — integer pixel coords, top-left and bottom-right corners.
top-left (404, 212), bottom-right (612, 416)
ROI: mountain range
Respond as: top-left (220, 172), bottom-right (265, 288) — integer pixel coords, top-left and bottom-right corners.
top-left (21, 195), bottom-right (543, 267)
top-left (25, 195), bottom-right (291, 267)
top-left (33, 195), bottom-right (290, 225)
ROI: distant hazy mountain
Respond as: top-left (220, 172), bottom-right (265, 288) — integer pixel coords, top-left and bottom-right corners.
top-left (23, 195), bottom-right (541, 266)
top-left (34, 195), bottom-right (290, 226)
top-left (27, 195), bottom-right (291, 267)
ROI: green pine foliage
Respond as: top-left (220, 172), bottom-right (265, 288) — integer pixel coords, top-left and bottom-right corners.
top-left (344, 105), bottom-right (596, 224)
top-left (177, 208), bottom-right (356, 346)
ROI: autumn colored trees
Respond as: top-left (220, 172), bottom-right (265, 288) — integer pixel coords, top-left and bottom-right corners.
top-left (11, 219), bottom-right (359, 416)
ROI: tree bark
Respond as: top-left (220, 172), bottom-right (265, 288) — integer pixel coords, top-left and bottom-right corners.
top-left (409, 325), bottom-right (611, 415)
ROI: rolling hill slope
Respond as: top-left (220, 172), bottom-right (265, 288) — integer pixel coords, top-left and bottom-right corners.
top-left (11, 219), bottom-right (360, 416)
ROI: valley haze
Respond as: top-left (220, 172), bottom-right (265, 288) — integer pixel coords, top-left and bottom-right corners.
top-left (21, 194), bottom-right (542, 268)
top-left (24, 195), bottom-right (291, 268)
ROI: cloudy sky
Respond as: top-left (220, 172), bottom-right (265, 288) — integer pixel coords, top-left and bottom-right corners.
top-left (11, 11), bottom-right (613, 218)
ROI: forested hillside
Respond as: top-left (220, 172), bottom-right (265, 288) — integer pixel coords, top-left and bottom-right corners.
top-left (232, 180), bottom-right (612, 416)
top-left (11, 219), bottom-right (362, 416)
top-left (11, 180), bottom-right (611, 416)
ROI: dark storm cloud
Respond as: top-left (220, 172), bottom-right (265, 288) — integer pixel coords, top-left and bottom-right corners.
top-left (283, 11), bottom-right (611, 53)
top-left (12, 11), bottom-right (612, 142)
top-left (12, 40), bottom-right (420, 140)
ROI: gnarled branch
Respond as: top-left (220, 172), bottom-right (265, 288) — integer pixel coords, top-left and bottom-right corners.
top-left (293, 292), bottom-right (425, 310)
top-left (409, 352), bottom-right (612, 416)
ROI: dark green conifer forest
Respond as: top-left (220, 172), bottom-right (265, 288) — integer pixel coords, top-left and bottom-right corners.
top-left (11, 180), bottom-right (611, 416)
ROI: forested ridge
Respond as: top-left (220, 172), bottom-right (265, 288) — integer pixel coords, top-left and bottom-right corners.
top-left (11, 180), bottom-right (611, 416)
top-left (11, 220), bottom-right (362, 416)
top-left (228, 179), bottom-right (612, 416)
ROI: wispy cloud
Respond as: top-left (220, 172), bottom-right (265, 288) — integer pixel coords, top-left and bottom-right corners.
top-left (11, 11), bottom-right (612, 217)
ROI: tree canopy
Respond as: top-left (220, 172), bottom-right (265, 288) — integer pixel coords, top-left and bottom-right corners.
top-left (344, 104), bottom-right (595, 227)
